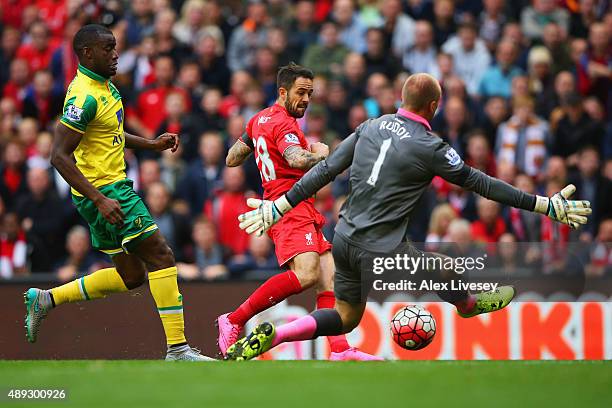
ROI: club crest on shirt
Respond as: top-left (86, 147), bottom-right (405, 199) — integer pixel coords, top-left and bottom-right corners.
top-left (284, 133), bottom-right (300, 144)
top-left (258, 116), bottom-right (271, 125)
top-left (66, 105), bottom-right (83, 122)
top-left (445, 147), bottom-right (462, 167)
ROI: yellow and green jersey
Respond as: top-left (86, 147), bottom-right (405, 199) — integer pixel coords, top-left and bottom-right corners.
top-left (60, 64), bottom-right (125, 195)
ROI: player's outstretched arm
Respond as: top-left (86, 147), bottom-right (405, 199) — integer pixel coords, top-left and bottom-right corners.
top-left (52, 123), bottom-right (124, 225)
top-left (226, 136), bottom-right (253, 167)
top-left (124, 131), bottom-right (179, 152)
top-left (238, 132), bottom-right (359, 235)
top-left (433, 143), bottom-right (592, 229)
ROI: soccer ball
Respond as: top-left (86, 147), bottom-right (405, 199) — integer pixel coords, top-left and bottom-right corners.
top-left (391, 305), bottom-right (436, 350)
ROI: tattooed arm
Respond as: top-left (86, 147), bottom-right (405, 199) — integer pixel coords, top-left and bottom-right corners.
top-left (226, 139), bottom-right (253, 167)
top-left (283, 143), bottom-right (328, 170)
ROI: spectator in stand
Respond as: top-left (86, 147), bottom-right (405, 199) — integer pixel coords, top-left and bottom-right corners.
top-left (0, 27), bottom-right (21, 90)
top-left (159, 145), bottom-right (187, 196)
top-left (15, 21), bottom-right (59, 74)
top-left (576, 23), bottom-right (611, 111)
top-left (2, 58), bottom-right (30, 111)
top-left (177, 131), bottom-right (225, 215)
top-left (241, 83), bottom-right (266, 122)
top-left (479, 0), bottom-right (507, 52)
top-left (347, 103), bottom-right (368, 132)
top-left (124, 0), bottom-right (155, 47)
top-left (471, 198), bottom-right (507, 243)
top-left (570, 0), bottom-right (601, 39)
top-left (496, 96), bottom-right (549, 177)
top-left (544, 155), bottom-right (568, 188)
top-left (378, 0), bottom-right (416, 58)
top-left (198, 88), bottom-right (225, 134)
top-left (341, 52), bottom-right (367, 102)
top-left (252, 47), bottom-right (279, 105)
top-left (526, 46), bottom-right (553, 98)
top-left (0, 140), bottom-right (28, 209)
top-left (153, 7), bottom-right (191, 65)
top-left (375, 83), bottom-right (398, 115)
top-left (177, 60), bottom-right (205, 111)
top-left (403, 20), bottom-right (438, 76)
top-left (145, 181), bottom-right (191, 262)
top-left (466, 131), bottom-right (496, 176)
top-left (16, 118), bottom-right (39, 158)
top-left (425, 203), bottom-right (458, 251)
top-left (442, 22), bottom-right (491, 95)
top-left (0, 212), bottom-right (27, 279)
top-left (155, 91), bottom-right (204, 162)
top-left (267, 26), bottom-right (300, 68)
top-left (16, 167), bottom-right (65, 273)
top-left (302, 21), bottom-right (349, 79)
top-left (172, 0), bottom-right (207, 46)
top-left (227, 234), bottom-right (277, 279)
top-left (541, 23), bottom-right (572, 75)
top-left (432, 0), bottom-right (456, 48)
top-left (219, 70), bottom-right (253, 118)
top-left (195, 27), bottom-right (231, 94)
top-left (479, 39), bottom-right (523, 99)
top-left (178, 216), bottom-right (228, 280)
top-left (480, 96), bottom-right (509, 145)
top-left (0, 97), bottom-right (19, 138)
top-left (434, 96), bottom-right (469, 157)
top-left (27, 132), bottom-right (53, 171)
top-left (49, 19), bottom-right (81, 91)
top-left (325, 80), bottom-right (350, 136)
top-left (331, 0), bottom-right (368, 53)
top-left (362, 27), bottom-right (401, 80)
top-left (507, 172), bottom-right (541, 242)
top-left (127, 55), bottom-right (191, 139)
top-left (227, 0), bottom-right (269, 72)
top-left (584, 218), bottom-right (612, 278)
top-left (55, 225), bottom-right (108, 282)
top-left (137, 159), bottom-right (161, 197)
top-left (552, 92), bottom-right (604, 164)
top-left (520, 0), bottom-right (570, 43)
top-left (205, 166), bottom-right (252, 257)
top-left (305, 104), bottom-right (337, 144)
top-left (537, 70), bottom-right (575, 121)
top-left (22, 70), bottom-right (63, 130)
top-left (569, 146), bottom-right (612, 235)
top-left (287, 0), bottom-right (320, 58)
top-left (363, 72), bottom-right (390, 118)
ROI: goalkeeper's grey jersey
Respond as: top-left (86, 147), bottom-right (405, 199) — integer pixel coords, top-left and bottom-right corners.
top-left (286, 109), bottom-right (535, 252)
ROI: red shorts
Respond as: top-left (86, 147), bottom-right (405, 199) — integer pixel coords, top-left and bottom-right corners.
top-left (268, 200), bottom-right (332, 266)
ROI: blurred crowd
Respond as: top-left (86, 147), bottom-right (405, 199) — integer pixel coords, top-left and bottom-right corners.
top-left (0, 0), bottom-right (610, 282)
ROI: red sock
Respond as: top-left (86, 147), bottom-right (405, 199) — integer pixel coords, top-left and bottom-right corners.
top-left (228, 271), bottom-right (303, 326)
top-left (316, 291), bottom-right (350, 353)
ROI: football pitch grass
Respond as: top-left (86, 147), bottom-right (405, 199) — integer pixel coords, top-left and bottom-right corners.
top-left (1, 360), bottom-right (610, 408)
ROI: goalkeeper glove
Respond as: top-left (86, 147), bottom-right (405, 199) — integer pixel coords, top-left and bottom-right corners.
top-left (237, 195), bottom-right (293, 236)
top-left (533, 184), bottom-right (592, 229)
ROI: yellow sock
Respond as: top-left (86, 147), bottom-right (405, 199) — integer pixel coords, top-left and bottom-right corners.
top-left (50, 268), bottom-right (128, 306)
top-left (148, 266), bottom-right (186, 346)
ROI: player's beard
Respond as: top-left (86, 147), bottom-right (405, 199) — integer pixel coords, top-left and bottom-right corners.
top-left (285, 98), bottom-right (307, 118)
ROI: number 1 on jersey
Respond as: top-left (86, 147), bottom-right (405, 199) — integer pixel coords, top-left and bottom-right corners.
top-left (367, 138), bottom-right (392, 187)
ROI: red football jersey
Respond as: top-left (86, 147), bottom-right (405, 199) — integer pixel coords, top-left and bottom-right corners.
top-left (244, 104), bottom-right (310, 200)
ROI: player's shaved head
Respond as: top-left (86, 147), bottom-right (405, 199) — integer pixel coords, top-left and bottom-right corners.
top-left (401, 73), bottom-right (441, 112)
top-left (73, 24), bottom-right (113, 58)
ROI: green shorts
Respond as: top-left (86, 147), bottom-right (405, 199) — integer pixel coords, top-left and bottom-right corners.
top-left (72, 179), bottom-right (158, 256)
